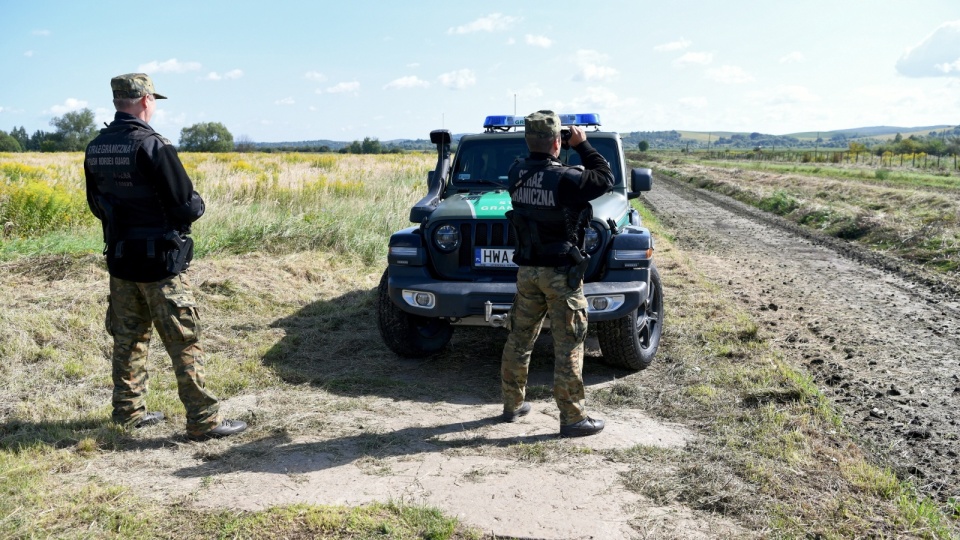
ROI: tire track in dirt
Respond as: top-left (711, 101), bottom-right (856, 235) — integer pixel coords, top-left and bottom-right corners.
top-left (641, 174), bottom-right (960, 502)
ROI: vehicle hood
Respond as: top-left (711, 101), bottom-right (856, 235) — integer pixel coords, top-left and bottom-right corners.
top-left (430, 190), bottom-right (629, 224)
top-left (432, 190), bottom-right (513, 220)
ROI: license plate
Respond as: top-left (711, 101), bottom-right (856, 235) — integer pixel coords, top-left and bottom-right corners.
top-left (475, 247), bottom-right (517, 268)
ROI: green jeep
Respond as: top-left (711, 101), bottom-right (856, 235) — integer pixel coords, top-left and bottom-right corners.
top-left (377, 113), bottom-right (662, 370)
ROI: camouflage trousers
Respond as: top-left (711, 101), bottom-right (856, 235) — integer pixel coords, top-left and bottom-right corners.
top-left (106, 273), bottom-right (221, 436)
top-left (501, 266), bottom-right (589, 425)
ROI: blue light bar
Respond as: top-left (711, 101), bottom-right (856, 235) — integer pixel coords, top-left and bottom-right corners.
top-left (483, 115), bottom-right (523, 129)
top-left (483, 113), bottom-right (602, 130)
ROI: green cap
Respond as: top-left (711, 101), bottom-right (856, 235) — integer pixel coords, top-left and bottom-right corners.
top-left (111, 73), bottom-right (167, 99)
top-left (524, 110), bottom-right (561, 137)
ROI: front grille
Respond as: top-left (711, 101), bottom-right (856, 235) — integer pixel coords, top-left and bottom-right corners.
top-left (428, 220), bottom-right (517, 280)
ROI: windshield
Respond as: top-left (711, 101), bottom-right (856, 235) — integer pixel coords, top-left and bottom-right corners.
top-left (450, 136), bottom-right (623, 189)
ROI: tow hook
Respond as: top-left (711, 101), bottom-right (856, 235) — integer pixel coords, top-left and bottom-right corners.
top-left (484, 301), bottom-right (511, 328)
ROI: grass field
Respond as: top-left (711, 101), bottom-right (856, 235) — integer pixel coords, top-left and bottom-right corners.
top-left (1, 152), bottom-right (956, 538)
top-left (637, 152), bottom-right (960, 275)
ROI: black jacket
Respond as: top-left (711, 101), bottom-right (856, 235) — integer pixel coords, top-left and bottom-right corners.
top-left (507, 141), bottom-right (614, 266)
top-left (84, 112), bottom-right (204, 282)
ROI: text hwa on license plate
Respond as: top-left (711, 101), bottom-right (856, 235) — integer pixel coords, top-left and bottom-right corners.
top-left (475, 248), bottom-right (517, 268)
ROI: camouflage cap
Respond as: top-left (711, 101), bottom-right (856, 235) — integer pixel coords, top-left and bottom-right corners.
top-left (524, 110), bottom-right (561, 138)
top-left (111, 73), bottom-right (167, 99)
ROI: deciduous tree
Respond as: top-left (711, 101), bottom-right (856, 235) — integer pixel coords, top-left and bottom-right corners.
top-left (49, 108), bottom-right (98, 151)
top-left (179, 122), bottom-right (234, 152)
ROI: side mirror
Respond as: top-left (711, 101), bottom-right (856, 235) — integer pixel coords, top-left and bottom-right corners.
top-left (628, 168), bottom-right (653, 199)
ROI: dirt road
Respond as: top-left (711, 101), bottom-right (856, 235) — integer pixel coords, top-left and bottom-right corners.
top-left (642, 174), bottom-right (960, 503)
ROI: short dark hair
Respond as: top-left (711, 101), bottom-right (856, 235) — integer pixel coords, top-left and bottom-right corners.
top-left (525, 132), bottom-right (557, 153)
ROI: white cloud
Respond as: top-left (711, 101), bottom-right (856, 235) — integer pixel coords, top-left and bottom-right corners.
top-left (935, 59), bottom-right (960, 74)
top-left (47, 98), bottom-right (88, 115)
top-left (205, 72), bottom-right (222, 81)
top-left (0, 106), bottom-right (4, 113)
top-left (304, 71), bottom-right (326, 81)
top-left (139, 58), bottom-right (202, 74)
top-left (655, 38), bottom-right (691, 52)
top-left (674, 52), bottom-right (713, 67)
top-left (438, 69), bottom-right (476, 90)
top-left (32, 30), bottom-right (50, 36)
top-left (24, 50), bottom-right (33, 57)
top-left (275, 97), bottom-right (295, 105)
top-left (779, 51), bottom-right (805, 64)
top-left (93, 107), bottom-right (113, 126)
top-left (447, 13), bottom-right (520, 34)
top-left (706, 65), bottom-right (754, 84)
top-left (384, 76), bottom-right (430, 90)
top-left (326, 81), bottom-right (361, 94)
top-left (525, 34), bottom-right (552, 48)
top-left (678, 97), bottom-right (708, 108)
top-left (406, 62), bottom-right (420, 68)
top-left (572, 50), bottom-right (619, 82)
top-left (897, 20), bottom-right (960, 77)
top-left (224, 69), bottom-right (243, 79)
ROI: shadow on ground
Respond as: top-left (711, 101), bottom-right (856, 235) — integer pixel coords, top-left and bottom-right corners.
top-left (261, 286), bottom-right (630, 405)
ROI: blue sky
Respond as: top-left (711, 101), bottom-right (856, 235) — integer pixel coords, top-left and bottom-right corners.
top-left (2, 1), bottom-right (959, 143)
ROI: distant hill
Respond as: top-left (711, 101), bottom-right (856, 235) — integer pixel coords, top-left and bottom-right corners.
top-left (253, 125), bottom-right (957, 152)
top-left (622, 125), bottom-right (958, 150)
top-left (785, 126), bottom-right (953, 140)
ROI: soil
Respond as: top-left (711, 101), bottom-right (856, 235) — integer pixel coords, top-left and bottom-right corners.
top-left (643, 174), bottom-right (960, 503)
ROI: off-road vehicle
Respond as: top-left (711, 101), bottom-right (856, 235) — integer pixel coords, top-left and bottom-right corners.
top-left (377, 113), bottom-right (662, 370)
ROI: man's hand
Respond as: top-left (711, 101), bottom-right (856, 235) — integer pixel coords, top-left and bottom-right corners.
top-left (567, 125), bottom-right (586, 148)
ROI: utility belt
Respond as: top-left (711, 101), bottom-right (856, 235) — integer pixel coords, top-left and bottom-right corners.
top-left (110, 227), bottom-right (193, 274)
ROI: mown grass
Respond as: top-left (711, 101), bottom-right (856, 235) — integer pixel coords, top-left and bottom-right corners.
top-left (643, 154), bottom-right (960, 274)
top-left (1, 152), bottom-right (957, 538)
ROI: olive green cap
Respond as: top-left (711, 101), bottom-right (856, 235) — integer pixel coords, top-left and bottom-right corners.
top-left (111, 73), bottom-right (167, 99)
top-left (524, 110), bottom-right (561, 137)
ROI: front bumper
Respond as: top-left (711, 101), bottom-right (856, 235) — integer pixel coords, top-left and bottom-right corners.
top-left (387, 265), bottom-right (649, 325)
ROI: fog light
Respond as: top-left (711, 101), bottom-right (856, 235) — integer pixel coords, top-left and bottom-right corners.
top-left (586, 294), bottom-right (625, 313)
top-left (402, 290), bottom-right (435, 309)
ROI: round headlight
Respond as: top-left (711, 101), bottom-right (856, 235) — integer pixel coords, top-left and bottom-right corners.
top-left (434, 224), bottom-right (460, 251)
top-left (584, 224), bottom-right (602, 253)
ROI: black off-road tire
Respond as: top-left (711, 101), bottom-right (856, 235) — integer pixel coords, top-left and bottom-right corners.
top-left (377, 269), bottom-right (454, 358)
top-left (596, 264), bottom-right (663, 370)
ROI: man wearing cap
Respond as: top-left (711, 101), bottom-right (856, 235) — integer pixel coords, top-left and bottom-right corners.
top-left (500, 110), bottom-right (615, 437)
top-left (84, 73), bottom-right (246, 441)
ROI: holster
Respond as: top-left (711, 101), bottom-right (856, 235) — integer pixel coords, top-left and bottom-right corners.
top-left (566, 246), bottom-right (590, 289)
top-left (164, 230), bottom-right (194, 274)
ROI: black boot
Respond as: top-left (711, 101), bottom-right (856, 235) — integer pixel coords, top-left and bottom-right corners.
top-left (501, 402), bottom-right (532, 422)
top-left (560, 416), bottom-right (604, 437)
top-left (189, 419), bottom-right (247, 441)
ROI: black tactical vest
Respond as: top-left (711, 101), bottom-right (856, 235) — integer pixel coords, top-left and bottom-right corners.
top-left (506, 158), bottom-right (587, 266)
top-left (85, 124), bottom-right (169, 238)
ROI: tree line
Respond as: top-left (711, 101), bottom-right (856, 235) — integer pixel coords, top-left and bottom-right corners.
top-left (1, 108), bottom-right (422, 155)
